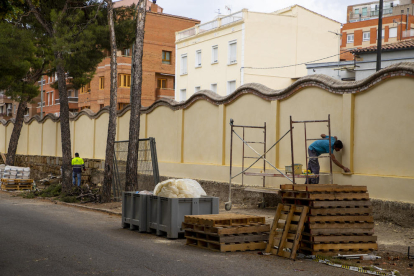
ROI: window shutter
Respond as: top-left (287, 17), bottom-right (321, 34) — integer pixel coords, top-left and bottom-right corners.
top-left (230, 43), bottom-right (237, 63)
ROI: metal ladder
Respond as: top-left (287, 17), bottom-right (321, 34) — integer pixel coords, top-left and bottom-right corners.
top-left (289, 115), bottom-right (334, 185)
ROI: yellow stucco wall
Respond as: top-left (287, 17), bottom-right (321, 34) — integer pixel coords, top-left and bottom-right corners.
top-left (354, 78), bottom-right (414, 177)
top-left (183, 100), bottom-right (219, 164)
top-left (16, 124), bottom-right (28, 155)
top-left (0, 124), bottom-right (6, 153)
top-left (147, 106), bottom-right (180, 163)
top-left (74, 116), bottom-right (94, 158)
top-left (95, 113), bottom-right (109, 159)
top-left (27, 122), bottom-right (42, 156)
top-left (2, 73), bottom-right (414, 203)
top-left (41, 119), bottom-right (57, 157)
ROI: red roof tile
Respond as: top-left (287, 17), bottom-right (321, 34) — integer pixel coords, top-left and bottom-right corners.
top-left (351, 39), bottom-right (414, 53)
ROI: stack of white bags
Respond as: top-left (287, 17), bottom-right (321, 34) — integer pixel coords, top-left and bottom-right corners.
top-left (153, 179), bottom-right (207, 198)
top-left (2, 166), bottom-right (30, 180)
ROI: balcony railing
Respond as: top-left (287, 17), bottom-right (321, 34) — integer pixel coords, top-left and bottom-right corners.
top-left (55, 97), bottom-right (78, 105)
top-left (69, 97), bottom-right (78, 103)
top-left (177, 10), bottom-right (244, 41)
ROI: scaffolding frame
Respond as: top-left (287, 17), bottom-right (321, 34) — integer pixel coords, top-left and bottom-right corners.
top-left (225, 115), bottom-right (334, 210)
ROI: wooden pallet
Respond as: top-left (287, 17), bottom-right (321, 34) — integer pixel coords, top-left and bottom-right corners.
top-left (301, 242), bottom-right (378, 252)
top-left (185, 230), bottom-right (269, 243)
top-left (265, 204), bottom-right (309, 259)
top-left (182, 222), bottom-right (270, 235)
top-left (301, 234), bottom-right (377, 243)
top-left (1, 178), bottom-right (33, 184)
top-left (309, 207), bottom-right (373, 215)
top-left (280, 184), bottom-right (367, 193)
top-left (305, 228), bottom-right (375, 236)
top-left (184, 214), bottom-right (265, 227)
top-left (186, 237), bottom-right (267, 252)
top-left (308, 215), bottom-right (374, 223)
top-left (1, 183), bottom-right (33, 191)
top-left (280, 191), bottom-right (370, 201)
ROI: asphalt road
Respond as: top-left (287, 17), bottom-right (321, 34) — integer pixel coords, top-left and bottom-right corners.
top-left (0, 192), bottom-right (360, 276)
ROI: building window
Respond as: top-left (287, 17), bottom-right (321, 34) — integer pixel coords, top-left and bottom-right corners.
top-left (389, 27), bottom-right (397, 38)
top-left (181, 54), bottom-right (188, 75)
top-left (355, 8), bottom-right (359, 14)
top-left (363, 32), bottom-right (370, 41)
top-left (81, 83), bottom-right (91, 94)
top-left (195, 50), bottom-right (202, 67)
top-left (195, 86), bottom-right (201, 93)
top-left (180, 89), bottom-right (186, 101)
top-left (227, 80), bottom-right (236, 95)
top-left (211, 83), bottom-right (217, 93)
top-left (13, 104), bottom-right (16, 114)
top-left (157, 79), bottom-right (167, 88)
top-left (122, 48), bottom-right (131, 56)
top-left (51, 91), bottom-right (54, 105)
top-left (118, 103), bottom-right (126, 110)
top-left (212, 45), bottom-right (218, 64)
top-left (362, 7), bottom-right (367, 16)
top-left (99, 77), bottom-right (105, 90)
top-left (347, 34), bottom-right (354, 43)
top-left (118, 74), bottom-right (131, 88)
top-left (162, 51), bottom-right (171, 64)
top-left (228, 40), bottom-right (237, 65)
top-left (100, 104), bottom-right (104, 109)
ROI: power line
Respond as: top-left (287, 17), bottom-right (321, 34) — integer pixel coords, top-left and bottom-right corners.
top-left (242, 48), bottom-right (354, 70)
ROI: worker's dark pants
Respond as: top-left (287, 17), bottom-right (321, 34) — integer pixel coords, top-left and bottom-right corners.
top-left (72, 172), bottom-right (81, 186)
top-left (305, 149), bottom-right (319, 184)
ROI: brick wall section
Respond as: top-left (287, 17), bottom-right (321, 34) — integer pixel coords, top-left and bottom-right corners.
top-left (80, 11), bottom-right (199, 113)
top-left (354, 29), bottom-right (363, 46)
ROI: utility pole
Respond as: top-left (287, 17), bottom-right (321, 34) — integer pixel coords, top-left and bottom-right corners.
top-left (40, 75), bottom-right (43, 119)
top-left (376, 0), bottom-right (384, 71)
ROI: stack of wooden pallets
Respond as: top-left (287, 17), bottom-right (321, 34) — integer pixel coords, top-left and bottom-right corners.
top-left (1, 178), bottom-right (34, 191)
top-left (279, 184), bottom-right (378, 256)
top-left (182, 214), bottom-right (270, 252)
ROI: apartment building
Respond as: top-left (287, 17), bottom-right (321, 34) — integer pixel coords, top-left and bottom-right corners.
top-left (0, 92), bottom-right (40, 121)
top-left (35, 76), bottom-right (79, 117)
top-left (342, 0), bottom-right (414, 60)
top-left (78, 0), bottom-right (199, 112)
top-left (174, 6), bottom-right (341, 100)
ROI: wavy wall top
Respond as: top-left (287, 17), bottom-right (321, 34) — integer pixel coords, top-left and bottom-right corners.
top-left (2, 61), bottom-right (414, 126)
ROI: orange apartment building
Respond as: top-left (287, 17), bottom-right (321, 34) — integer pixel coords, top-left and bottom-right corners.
top-left (35, 0), bottom-right (199, 117)
top-left (342, 0), bottom-right (414, 60)
top-left (78, 0), bottom-right (200, 112)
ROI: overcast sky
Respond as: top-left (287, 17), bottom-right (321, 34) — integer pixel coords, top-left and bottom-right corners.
top-left (158, 0), bottom-right (365, 25)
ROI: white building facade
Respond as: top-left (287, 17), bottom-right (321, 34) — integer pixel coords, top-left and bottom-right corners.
top-left (174, 6), bottom-right (341, 101)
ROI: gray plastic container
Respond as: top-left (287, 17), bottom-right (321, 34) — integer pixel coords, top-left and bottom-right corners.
top-left (122, 192), bottom-right (148, 232)
top-left (147, 196), bottom-right (219, 239)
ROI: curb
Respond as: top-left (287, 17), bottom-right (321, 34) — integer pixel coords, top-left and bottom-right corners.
top-left (58, 201), bottom-right (122, 216)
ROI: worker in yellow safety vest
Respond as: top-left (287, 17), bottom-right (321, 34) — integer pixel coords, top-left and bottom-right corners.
top-left (71, 152), bottom-right (85, 186)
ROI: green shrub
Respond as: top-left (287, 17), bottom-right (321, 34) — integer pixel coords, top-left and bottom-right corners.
top-left (39, 184), bottom-right (62, 197)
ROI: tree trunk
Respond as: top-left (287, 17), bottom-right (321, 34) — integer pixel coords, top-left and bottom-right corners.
top-left (125, 0), bottom-right (147, 191)
top-left (102, 0), bottom-right (118, 202)
top-left (56, 54), bottom-right (72, 193)
top-left (6, 101), bottom-right (27, 166)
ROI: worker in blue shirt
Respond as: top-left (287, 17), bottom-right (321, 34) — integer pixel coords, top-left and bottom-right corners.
top-left (71, 153), bottom-right (86, 187)
top-left (306, 134), bottom-right (350, 184)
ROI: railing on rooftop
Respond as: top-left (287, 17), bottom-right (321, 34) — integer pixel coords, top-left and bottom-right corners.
top-left (177, 10), bottom-right (244, 41)
top-left (221, 11), bottom-right (243, 26)
top-left (198, 20), bottom-right (219, 34)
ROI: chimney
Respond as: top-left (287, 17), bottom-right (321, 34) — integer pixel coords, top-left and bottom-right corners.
top-left (151, 0), bottom-right (159, 13)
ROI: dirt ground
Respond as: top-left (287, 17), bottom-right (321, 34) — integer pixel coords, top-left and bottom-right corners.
top-left (4, 191), bottom-right (414, 275)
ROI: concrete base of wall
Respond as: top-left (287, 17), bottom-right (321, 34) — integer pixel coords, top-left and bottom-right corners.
top-left (14, 154), bottom-right (414, 227)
